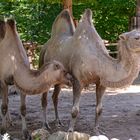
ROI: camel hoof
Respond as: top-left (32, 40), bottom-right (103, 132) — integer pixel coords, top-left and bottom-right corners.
top-left (94, 127), bottom-right (105, 136)
top-left (23, 129), bottom-right (31, 140)
top-left (55, 119), bottom-right (64, 128)
top-left (0, 127), bottom-right (7, 135)
top-left (43, 122), bottom-right (51, 131)
top-left (68, 127), bottom-right (74, 132)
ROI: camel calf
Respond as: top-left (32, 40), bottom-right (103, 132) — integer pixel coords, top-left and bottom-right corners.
top-left (0, 18), bottom-right (71, 139)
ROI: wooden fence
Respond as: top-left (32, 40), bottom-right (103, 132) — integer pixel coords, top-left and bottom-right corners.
top-left (23, 42), bottom-right (39, 69)
top-left (23, 41), bottom-right (118, 69)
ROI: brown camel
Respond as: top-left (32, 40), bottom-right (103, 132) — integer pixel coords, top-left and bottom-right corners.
top-left (0, 18), bottom-right (71, 139)
top-left (39, 9), bottom-right (140, 134)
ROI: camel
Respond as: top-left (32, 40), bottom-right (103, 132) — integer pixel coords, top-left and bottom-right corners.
top-left (39, 9), bottom-right (140, 134)
top-left (0, 18), bottom-right (72, 139)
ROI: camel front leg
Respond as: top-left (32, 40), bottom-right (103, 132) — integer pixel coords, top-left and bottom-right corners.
top-left (41, 91), bottom-right (50, 129)
top-left (6, 85), bottom-right (18, 126)
top-left (20, 92), bottom-right (31, 140)
top-left (94, 83), bottom-right (106, 135)
top-left (52, 84), bottom-right (62, 127)
top-left (0, 82), bottom-right (8, 135)
top-left (68, 79), bottom-right (82, 132)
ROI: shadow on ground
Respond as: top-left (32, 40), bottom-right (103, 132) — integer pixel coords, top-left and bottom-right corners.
top-left (1, 74), bottom-right (140, 139)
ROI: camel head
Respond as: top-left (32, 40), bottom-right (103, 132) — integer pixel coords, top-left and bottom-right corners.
top-left (41, 60), bottom-right (72, 86)
top-left (119, 30), bottom-right (140, 53)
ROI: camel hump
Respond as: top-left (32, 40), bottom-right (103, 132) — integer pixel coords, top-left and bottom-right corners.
top-left (74, 9), bottom-right (102, 38)
top-left (7, 18), bottom-right (16, 31)
top-left (80, 8), bottom-right (93, 25)
top-left (51, 9), bottom-right (75, 38)
top-left (0, 17), bottom-right (6, 40)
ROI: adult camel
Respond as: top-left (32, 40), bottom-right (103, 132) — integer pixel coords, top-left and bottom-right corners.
top-left (39, 9), bottom-right (140, 134)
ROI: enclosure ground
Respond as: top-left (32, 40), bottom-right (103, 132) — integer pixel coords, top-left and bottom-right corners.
top-left (1, 76), bottom-right (140, 140)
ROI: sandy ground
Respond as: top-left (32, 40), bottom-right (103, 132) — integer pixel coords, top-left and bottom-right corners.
top-left (1, 76), bottom-right (140, 140)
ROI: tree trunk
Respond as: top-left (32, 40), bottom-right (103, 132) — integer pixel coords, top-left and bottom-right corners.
top-left (62, 0), bottom-right (73, 17)
top-left (130, 0), bottom-right (140, 30)
top-left (62, 0), bottom-right (78, 27)
top-left (136, 0), bottom-right (140, 16)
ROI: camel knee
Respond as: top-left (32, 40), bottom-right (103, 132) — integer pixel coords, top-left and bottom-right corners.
top-left (41, 93), bottom-right (47, 108)
top-left (96, 105), bottom-right (102, 116)
top-left (52, 94), bottom-right (58, 105)
top-left (52, 93), bottom-right (58, 101)
top-left (52, 85), bottom-right (60, 104)
top-left (71, 106), bottom-right (79, 118)
top-left (41, 99), bottom-right (47, 108)
top-left (1, 104), bottom-right (8, 116)
top-left (20, 105), bottom-right (26, 116)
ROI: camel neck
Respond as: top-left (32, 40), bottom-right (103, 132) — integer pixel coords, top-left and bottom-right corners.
top-left (13, 62), bottom-right (51, 95)
top-left (100, 41), bottom-right (139, 88)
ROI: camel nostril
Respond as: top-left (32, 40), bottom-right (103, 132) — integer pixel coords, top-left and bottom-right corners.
top-left (63, 70), bottom-right (67, 75)
top-left (135, 37), bottom-right (139, 40)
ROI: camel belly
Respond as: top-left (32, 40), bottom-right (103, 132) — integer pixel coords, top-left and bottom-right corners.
top-left (80, 72), bottom-right (100, 87)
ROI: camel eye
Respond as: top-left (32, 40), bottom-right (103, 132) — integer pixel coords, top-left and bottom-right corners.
top-left (63, 70), bottom-right (67, 75)
top-left (54, 63), bottom-right (60, 70)
top-left (135, 37), bottom-right (139, 40)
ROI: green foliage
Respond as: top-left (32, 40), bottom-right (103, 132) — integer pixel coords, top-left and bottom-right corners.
top-left (0, 0), bottom-right (136, 44)
top-left (73, 0), bottom-right (136, 42)
top-left (0, 1), bottom-right (62, 44)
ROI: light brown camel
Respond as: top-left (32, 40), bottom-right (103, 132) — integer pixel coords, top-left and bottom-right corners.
top-left (39, 9), bottom-right (140, 134)
top-left (0, 18), bottom-right (71, 139)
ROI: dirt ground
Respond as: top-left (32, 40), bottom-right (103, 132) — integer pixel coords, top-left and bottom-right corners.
top-left (1, 76), bottom-right (140, 140)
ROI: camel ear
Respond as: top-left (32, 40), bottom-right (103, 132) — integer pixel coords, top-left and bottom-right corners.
top-left (53, 63), bottom-right (60, 70)
top-left (119, 33), bottom-right (127, 40)
top-left (0, 18), bottom-right (6, 40)
top-left (51, 9), bottom-right (75, 38)
top-left (7, 18), bottom-right (16, 31)
top-left (79, 8), bottom-right (93, 25)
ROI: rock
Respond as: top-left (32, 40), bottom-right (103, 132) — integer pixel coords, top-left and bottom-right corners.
top-left (31, 129), bottom-right (111, 140)
top-left (31, 128), bottom-right (50, 140)
top-left (31, 129), bottom-right (90, 140)
top-left (89, 135), bottom-right (109, 140)
top-left (48, 131), bottom-right (90, 140)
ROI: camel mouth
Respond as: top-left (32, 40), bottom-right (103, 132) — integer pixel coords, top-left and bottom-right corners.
top-left (129, 47), bottom-right (140, 52)
top-left (65, 73), bottom-right (73, 86)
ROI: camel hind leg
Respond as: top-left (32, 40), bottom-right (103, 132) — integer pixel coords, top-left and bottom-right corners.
top-left (94, 83), bottom-right (106, 135)
top-left (52, 84), bottom-right (62, 126)
top-left (41, 84), bottom-right (62, 130)
top-left (0, 82), bottom-right (8, 135)
top-left (68, 78), bottom-right (82, 132)
top-left (20, 92), bottom-right (31, 139)
top-left (41, 91), bottom-right (50, 129)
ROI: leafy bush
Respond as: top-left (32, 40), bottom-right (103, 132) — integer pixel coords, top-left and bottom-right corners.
top-left (0, 0), bottom-right (136, 44)
top-left (73, 0), bottom-right (135, 42)
top-left (0, 1), bottom-right (62, 44)
top-left (0, 0), bottom-right (136, 65)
